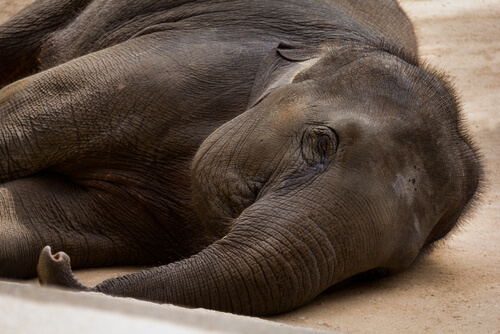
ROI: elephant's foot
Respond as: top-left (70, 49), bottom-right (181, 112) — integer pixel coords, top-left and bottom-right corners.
top-left (37, 246), bottom-right (91, 291)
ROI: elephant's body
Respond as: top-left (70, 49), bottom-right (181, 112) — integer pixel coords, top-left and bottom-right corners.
top-left (0, 0), bottom-right (481, 315)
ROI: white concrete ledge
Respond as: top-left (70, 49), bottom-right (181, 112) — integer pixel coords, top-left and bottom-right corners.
top-left (0, 281), bottom-right (337, 334)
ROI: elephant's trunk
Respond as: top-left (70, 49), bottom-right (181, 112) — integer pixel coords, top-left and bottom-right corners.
top-left (39, 196), bottom-right (339, 315)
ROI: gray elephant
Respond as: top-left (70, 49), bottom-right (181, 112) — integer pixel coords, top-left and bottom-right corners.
top-left (0, 0), bottom-right (482, 316)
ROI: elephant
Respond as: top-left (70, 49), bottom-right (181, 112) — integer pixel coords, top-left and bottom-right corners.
top-left (0, 0), bottom-right (482, 316)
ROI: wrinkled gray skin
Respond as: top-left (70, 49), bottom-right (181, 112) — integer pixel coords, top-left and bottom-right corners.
top-left (0, 0), bottom-right (482, 315)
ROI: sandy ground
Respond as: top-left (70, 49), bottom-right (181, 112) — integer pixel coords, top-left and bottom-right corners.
top-left (0, 0), bottom-right (498, 333)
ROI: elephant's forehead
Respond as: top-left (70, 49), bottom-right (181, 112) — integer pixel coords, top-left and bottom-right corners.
top-left (314, 94), bottom-right (423, 133)
top-left (318, 77), bottom-right (452, 134)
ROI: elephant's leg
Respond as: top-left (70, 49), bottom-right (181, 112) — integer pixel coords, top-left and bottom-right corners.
top-left (0, 34), bottom-right (192, 278)
top-left (0, 0), bottom-right (93, 87)
top-left (0, 33), bottom-right (174, 183)
top-left (0, 172), bottom-right (156, 278)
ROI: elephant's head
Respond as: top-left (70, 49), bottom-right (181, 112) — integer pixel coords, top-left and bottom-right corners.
top-left (191, 42), bottom-right (482, 308)
top-left (38, 42), bottom-right (482, 316)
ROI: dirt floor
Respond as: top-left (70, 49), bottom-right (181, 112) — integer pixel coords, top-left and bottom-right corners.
top-left (1, 0), bottom-right (498, 333)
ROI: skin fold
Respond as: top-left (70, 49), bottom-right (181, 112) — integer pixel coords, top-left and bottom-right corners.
top-left (0, 0), bottom-right (482, 316)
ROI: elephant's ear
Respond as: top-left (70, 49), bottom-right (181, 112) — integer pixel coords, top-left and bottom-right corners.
top-left (247, 42), bottom-right (321, 108)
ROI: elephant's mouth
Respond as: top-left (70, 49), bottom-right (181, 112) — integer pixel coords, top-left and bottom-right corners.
top-left (192, 168), bottom-right (264, 238)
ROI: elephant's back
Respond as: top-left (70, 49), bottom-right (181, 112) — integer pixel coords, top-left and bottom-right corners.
top-left (39, 0), bottom-right (417, 70)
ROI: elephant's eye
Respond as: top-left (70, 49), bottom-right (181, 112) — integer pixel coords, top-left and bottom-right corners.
top-left (317, 137), bottom-right (329, 165)
top-left (301, 126), bottom-right (338, 168)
